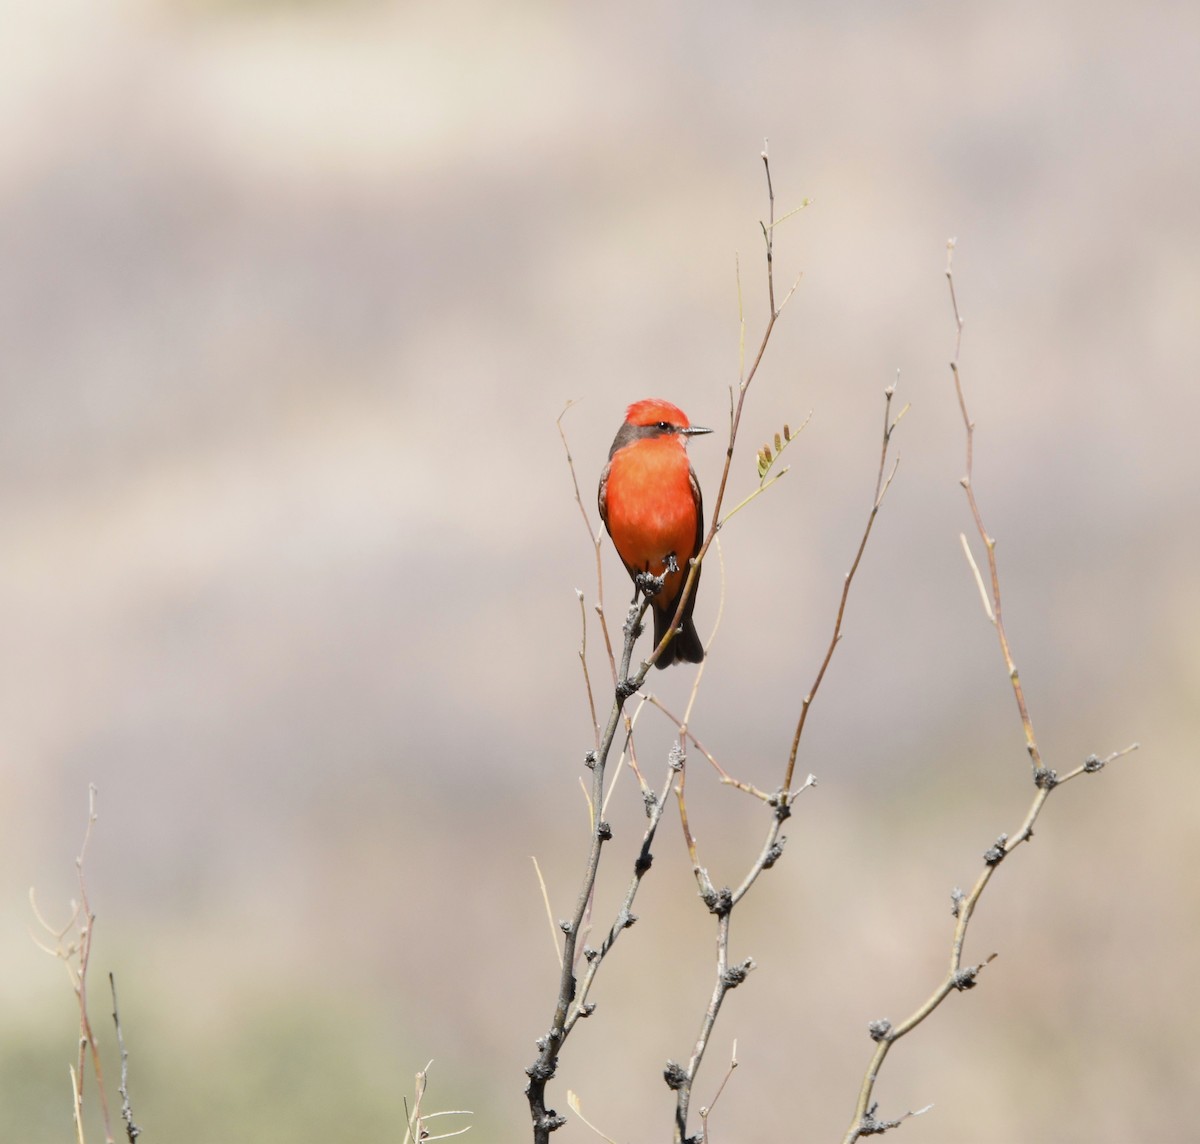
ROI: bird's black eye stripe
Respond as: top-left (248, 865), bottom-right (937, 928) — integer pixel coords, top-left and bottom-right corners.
top-left (657, 421), bottom-right (672, 431)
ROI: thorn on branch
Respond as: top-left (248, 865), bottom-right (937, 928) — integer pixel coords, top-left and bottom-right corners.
top-left (583, 946), bottom-right (598, 962)
top-left (983, 834), bottom-right (1009, 866)
top-left (584, 750), bottom-right (597, 770)
top-left (109, 973), bottom-right (140, 1143)
top-left (1083, 753), bottom-right (1105, 773)
top-left (1033, 767), bottom-right (1058, 790)
top-left (762, 837), bottom-right (787, 869)
top-left (558, 919), bottom-right (573, 935)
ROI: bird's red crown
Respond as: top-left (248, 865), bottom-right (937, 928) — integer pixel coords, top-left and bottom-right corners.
top-left (623, 398), bottom-right (691, 429)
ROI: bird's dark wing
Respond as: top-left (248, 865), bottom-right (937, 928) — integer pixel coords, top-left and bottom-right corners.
top-left (597, 460), bottom-right (610, 533)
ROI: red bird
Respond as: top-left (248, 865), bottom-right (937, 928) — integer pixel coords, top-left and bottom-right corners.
top-left (598, 398), bottom-right (712, 668)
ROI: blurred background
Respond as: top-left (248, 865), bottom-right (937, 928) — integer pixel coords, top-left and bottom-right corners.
top-left (3, 1), bottom-right (1197, 1140)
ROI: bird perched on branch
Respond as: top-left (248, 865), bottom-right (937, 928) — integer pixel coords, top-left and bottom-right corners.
top-left (598, 398), bottom-right (712, 668)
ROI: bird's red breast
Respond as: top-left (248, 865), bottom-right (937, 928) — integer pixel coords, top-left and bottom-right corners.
top-left (601, 430), bottom-right (698, 590)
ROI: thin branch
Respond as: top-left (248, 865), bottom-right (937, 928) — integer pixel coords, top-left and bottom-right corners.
top-left (668, 892), bottom-right (755, 1143)
top-left (646, 695), bottom-right (774, 802)
top-left (674, 750), bottom-right (704, 879)
top-left (762, 142), bottom-right (776, 316)
top-left (698, 1041), bottom-right (739, 1144)
top-left (958, 532), bottom-right (994, 623)
top-left (109, 975), bottom-right (140, 1143)
top-left (566, 1090), bottom-right (621, 1143)
top-left (575, 590), bottom-right (600, 752)
top-left (526, 592), bottom-right (676, 1140)
top-left (945, 240), bottom-right (1041, 775)
top-left (33, 786), bottom-right (115, 1143)
top-left (602, 696), bottom-right (650, 824)
top-left (563, 756), bottom-right (680, 1040)
top-left (840, 246), bottom-right (1140, 1142)
top-left (404, 1061), bottom-right (472, 1144)
top-left (668, 732), bottom-right (801, 1139)
top-left (558, 401), bottom-right (617, 688)
top-left (782, 384), bottom-right (905, 795)
top-left (70, 1065), bottom-right (84, 1144)
top-left (841, 744), bottom-right (1137, 1143)
top-left (531, 857), bottom-right (563, 972)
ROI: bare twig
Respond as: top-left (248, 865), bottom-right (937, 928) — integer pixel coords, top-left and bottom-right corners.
top-left (33, 786), bottom-right (114, 1143)
top-left (842, 745), bottom-right (1137, 1143)
top-left (945, 241), bottom-right (1041, 775)
top-left (574, 589), bottom-right (600, 752)
top-left (527, 588), bottom-right (679, 1139)
top-left (566, 1090), bottom-right (620, 1143)
top-left (70, 1065), bottom-right (84, 1144)
top-left (109, 975), bottom-right (140, 1143)
top-left (403, 1061), bottom-right (472, 1143)
top-left (660, 393), bottom-right (904, 1141)
top-left (839, 246), bottom-right (1139, 1143)
top-left (564, 755), bottom-right (681, 1040)
top-left (783, 386), bottom-right (907, 794)
top-left (558, 401), bottom-right (617, 690)
top-left (958, 532), bottom-right (994, 623)
top-left (531, 857), bottom-right (563, 972)
top-left (698, 1041), bottom-right (739, 1143)
top-left (646, 694), bottom-right (777, 802)
top-left (603, 697), bottom-right (650, 821)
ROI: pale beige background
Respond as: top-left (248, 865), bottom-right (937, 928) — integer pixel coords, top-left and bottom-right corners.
top-left (2, 1), bottom-right (1197, 1141)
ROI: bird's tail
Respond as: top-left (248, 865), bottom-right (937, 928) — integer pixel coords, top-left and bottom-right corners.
top-left (651, 607), bottom-right (704, 668)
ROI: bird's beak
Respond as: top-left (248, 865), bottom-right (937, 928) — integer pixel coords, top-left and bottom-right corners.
top-left (682, 425), bottom-right (713, 437)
